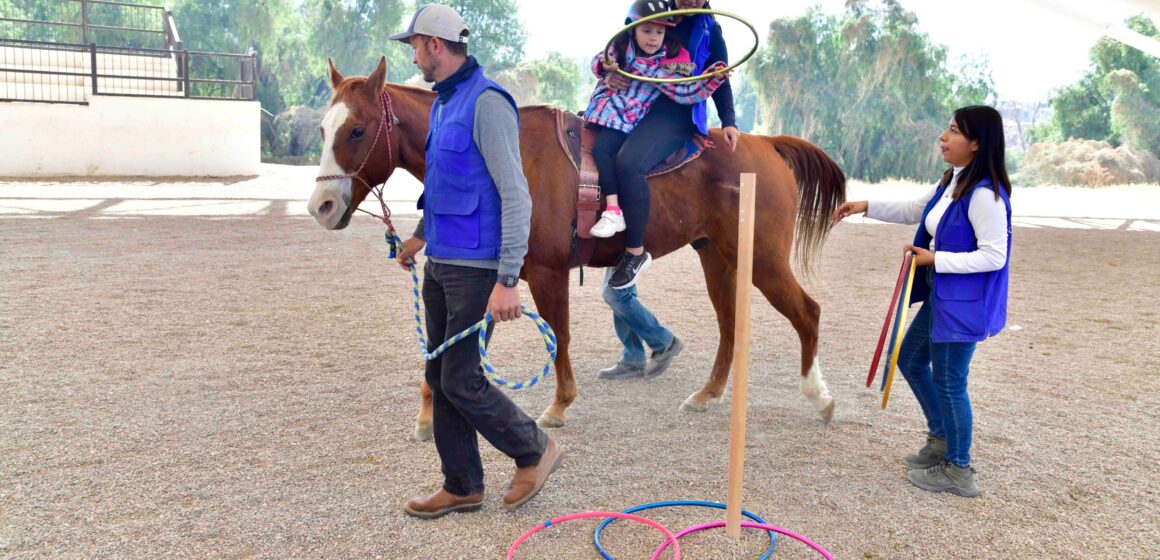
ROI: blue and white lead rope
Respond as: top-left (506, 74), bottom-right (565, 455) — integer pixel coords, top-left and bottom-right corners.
top-left (387, 230), bottom-right (558, 390)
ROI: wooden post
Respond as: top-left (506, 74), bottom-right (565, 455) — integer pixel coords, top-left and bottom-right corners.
top-left (726, 173), bottom-right (757, 538)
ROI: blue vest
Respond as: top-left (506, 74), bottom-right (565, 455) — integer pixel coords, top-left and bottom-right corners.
top-left (419, 67), bottom-right (517, 260)
top-left (686, 14), bottom-right (714, 136)
top-left (910, 179), bottom-right (1012, 343)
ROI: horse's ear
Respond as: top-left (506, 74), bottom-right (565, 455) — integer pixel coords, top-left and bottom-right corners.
top-left (327, 58), bottom-right (344, 89)
top-left (366, 56), bottom-right (387, 96)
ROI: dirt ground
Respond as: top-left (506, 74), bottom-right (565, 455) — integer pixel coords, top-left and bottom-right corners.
top-left (2, 212), bottom-right (1158, 559)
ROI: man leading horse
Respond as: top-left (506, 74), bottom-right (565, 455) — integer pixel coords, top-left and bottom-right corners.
top-left (382, 4), bottom-right (562, 519)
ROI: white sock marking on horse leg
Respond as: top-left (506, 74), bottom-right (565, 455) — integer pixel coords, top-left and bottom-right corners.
top-left (801, 358), bottom-right (832, 410)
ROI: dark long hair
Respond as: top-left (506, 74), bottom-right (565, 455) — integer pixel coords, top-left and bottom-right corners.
top-left (939, 105), bottom-right (1012, 200)
top-left (610, 25), bottom-right (683, 68)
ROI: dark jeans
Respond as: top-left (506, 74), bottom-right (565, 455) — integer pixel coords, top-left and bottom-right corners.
top-left (616, 111), bottom-right (696, 248)
top-left (422, 261), bottom-right (547, 496)
top-left (898, 298), bottom-right (978, 468)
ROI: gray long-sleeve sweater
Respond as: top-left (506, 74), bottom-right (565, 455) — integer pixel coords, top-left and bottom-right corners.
top-left (413, 90), bottom-right (531, 279)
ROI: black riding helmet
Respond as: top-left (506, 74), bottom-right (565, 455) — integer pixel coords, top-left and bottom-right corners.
top-left (625, 0), bottom-right (676, 27)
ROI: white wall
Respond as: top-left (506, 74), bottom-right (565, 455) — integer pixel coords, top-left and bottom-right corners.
top-left (0, 96), bottom-right (260, 177)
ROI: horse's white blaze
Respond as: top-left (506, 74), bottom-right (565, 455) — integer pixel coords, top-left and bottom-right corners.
top-left (801, 358), bottom-right (833, 410)
top-left (308, 102), bottom-right (353, 229)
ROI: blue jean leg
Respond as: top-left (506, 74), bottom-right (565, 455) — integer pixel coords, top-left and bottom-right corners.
top-left (898, 299), bottom-right (978, 468)
top-left (602, 268), bottom-right (673, 366)
top-left (897, 302), bottom-right (946, 439)
top-left (931, 339), bottom-right (976, 468)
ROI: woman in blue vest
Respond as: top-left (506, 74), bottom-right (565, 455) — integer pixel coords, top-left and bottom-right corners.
top-left (832, 106), bottom-right (1012, 497)
top-left (602, 0), bottom-right (739, 290)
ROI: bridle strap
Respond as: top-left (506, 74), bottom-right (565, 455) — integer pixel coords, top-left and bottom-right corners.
top-left (315, 88), bottom-right (400, 233)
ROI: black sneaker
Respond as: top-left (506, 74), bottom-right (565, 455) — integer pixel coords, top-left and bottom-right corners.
top-left (609, 252), bottom-right (652, 290)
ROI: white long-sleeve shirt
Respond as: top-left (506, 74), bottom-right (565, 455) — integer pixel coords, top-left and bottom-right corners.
top-left (867, 168), bottom-right (1010, 274)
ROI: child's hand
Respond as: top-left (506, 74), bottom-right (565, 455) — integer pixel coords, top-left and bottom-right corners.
top-left (713, 67), bottom-right (733, 80)
top-left (601, 56), bottom-right (619, 74)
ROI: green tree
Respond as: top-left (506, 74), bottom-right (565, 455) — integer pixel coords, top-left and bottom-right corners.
top-left (303, 0), bottom-right (414, 108)
top-left (442, 0), bottom-right (526, 71)
top-left (749, 0), bottom-right (993, 181)
top-left (492, 52), bottom-right (583, 110)
top-left (1107, 69), bottom-right (1160, 154)
top-left (170, 0), bottom-right (288, 111)
top-left (1045, 15), bottom-right (1160, 148)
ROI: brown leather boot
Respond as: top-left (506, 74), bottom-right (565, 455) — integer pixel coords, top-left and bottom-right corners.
top-left (403, 488), bottom-right (484, 519)
top-left (503, 437), bottom-right (564, 511)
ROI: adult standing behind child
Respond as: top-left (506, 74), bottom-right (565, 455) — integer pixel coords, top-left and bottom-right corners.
top-left (832, 105), bottom-right (1013, 497)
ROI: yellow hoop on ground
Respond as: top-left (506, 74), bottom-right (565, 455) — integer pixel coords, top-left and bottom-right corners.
top-left (604, 8), bottom-right (759, 84)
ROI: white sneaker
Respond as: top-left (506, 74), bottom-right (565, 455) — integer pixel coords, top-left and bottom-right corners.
top-left (589, 210), bottom-right (626, 238)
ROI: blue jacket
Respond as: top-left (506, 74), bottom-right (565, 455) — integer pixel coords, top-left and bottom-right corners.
top-left (419, 67), bottom-right (517, 260)
top-left (910, 180), bottom-right (1012, 343)
top-left (686, 13), bottom-right (714, 135)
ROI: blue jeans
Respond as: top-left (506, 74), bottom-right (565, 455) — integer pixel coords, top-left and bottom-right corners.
top-left (601, 268), bottom-right (674, 366)
top-left (897, 298), bottom-right (978, 468)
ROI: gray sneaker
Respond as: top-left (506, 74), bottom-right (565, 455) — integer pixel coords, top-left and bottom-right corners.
top-left (907, 460), bottom-right (980, 497)
top-left (597, 361), bottom-right (645, 380)
top-left (904, 435), bottom-right (947, 470)
top-left (644, 337), bottom-right (684, 379)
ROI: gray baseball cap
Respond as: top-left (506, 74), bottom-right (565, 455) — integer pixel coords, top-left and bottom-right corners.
top-left (389, 4), bottom-right (470, 44)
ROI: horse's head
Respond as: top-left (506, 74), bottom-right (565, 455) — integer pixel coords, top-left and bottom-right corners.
top-left (308, 57), bottom-right (399, 230)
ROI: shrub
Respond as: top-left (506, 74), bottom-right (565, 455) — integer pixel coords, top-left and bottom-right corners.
top-left (1017, 138), bottom-right (1160, 186)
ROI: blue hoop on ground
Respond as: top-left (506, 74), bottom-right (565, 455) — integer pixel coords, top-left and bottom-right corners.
top-left (593, 500), bottom-right (776, 560)
top-left (509, 512), bottom-right (681, 560)
top-left (605, 8), bottom-right (759, 84)
top-left (388, 230), bottom-right (557, 390)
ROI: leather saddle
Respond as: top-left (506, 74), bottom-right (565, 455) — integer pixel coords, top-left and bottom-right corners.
top-left (552, 109), bottom-right (709, 271)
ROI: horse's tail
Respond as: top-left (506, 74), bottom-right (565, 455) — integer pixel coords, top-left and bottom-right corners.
top-left (769, 135), bottom-right (847, 278)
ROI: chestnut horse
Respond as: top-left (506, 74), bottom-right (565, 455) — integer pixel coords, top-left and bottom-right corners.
top-left (308, 59), bottom-right (846, 438)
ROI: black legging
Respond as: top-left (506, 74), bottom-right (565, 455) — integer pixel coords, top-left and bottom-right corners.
top-left (615, 110), bottom-right (696, 248)
top-left (591, 126), bottom-right (629, 198)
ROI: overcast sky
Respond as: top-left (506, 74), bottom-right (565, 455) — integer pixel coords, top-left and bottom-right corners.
top-left (517, 0), bottom-right (1151, 103)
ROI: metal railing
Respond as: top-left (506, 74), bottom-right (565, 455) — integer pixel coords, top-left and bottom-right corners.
top-left (1, 38), bottom-right (258, 104)
top-left (0, 1), bottom-right (258, 104)
top-left (0, 0), bottom-right (171, 50)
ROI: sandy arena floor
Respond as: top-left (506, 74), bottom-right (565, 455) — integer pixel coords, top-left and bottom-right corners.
top-left (2, 193), bottom-right (1159, 558)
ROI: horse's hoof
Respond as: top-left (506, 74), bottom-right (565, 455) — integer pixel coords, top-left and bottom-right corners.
top-left (819, 395), bottom-right (835, 425)
top-left (536, 413), bottom-right (566, 429)
top-left (680, 394), bottom-right (710, 413)
top-left (414, 421), bottom-right (433, 442)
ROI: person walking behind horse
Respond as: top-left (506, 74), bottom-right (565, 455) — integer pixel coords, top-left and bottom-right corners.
top-left (585, 0), bottom-right (729, 269)
top-left (600, 0), bottom-right (740, 290)
top-left (389, 4), bottom-right (563, 518)
top-left (832, 106), bottom-right (1013, 497)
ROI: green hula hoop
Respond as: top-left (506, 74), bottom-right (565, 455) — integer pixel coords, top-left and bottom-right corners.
top-left (604, 8), bottom-right (759, 84)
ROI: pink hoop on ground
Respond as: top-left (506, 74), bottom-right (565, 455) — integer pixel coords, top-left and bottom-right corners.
top-left (650, 521), bottom-right (833, 560)
top-left (508, 512), bottom-right (681, 560)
